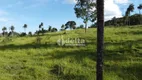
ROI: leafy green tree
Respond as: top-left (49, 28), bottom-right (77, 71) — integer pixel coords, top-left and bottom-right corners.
top-left (23, 24), bottom-right (27, 33)
top-left (51, 28), bottom-right (58, 32)
top-left (96, 0), bottom-right (104, 80)
top-left (74, 0), bottom-right (96, 33)
top-left (65, 21), bottom-right (76, 30)
top-left (138, 4), bottom-right (142, 14)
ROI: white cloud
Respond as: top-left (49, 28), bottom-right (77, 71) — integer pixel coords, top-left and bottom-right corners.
top-left (63, 0), bottom-right (77, 4)
top-left (64, 0), bottom-right (122, 21)
top-left (104, 0), bottom-right (122, 21)
top-left (114, 0), bottom-right (129, 4)
top-left (0, 18), bottom-right (9, 22)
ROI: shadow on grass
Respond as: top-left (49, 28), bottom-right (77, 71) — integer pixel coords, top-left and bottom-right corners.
top-left (0, 43), bottom-right (58, 50)
top-left (104, 63), bottom-right (142, 80)
top-left (115, 31), bottom-right (142, 35)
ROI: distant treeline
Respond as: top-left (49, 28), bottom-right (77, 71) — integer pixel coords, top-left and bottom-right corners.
top-left (105, 14), bottom-right (142, 26)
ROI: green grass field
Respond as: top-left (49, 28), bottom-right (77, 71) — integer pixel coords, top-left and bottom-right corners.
top-left (0, 26), bottom-right (142, 80)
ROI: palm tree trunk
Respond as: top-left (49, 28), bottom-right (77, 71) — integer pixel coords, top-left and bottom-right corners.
top-left (3, 31), bottom-right (4, 36)
top-left (96, 0), bottom-right (104, 80)
top-left (24, 28), bottom-right (26, 33)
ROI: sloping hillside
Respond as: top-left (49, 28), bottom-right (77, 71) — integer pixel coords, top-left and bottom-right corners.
top-left (0, 26), bottom-right (142, 80)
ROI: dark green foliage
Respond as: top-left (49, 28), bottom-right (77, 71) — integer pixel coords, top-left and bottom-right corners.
top-left (89, 23), bottom-right (96, 28)
top-left (60, 24), bottom-right (65, 31)
top-left (23, 24), bottom-right (27, 33)
top-left (51, 28), bottom-right (58, 32)
top-left (20, 32), bottom-right (27, 37)
top-left (28, 32), bottom-right (32, 36)
top-left (48, 26), bottom-right (52, 32)
top-left (79, 24), bottom-right (84, 28)
top-left (65, 21), bottom-right (76, 30)
top-left (2, 27), bottom-right (7, 36)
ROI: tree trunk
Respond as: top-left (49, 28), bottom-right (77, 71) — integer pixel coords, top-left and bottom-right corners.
top-left (12, 31), bottom-right (13, 36)
top-left (85, 22), bottom-right (87, 33)
top-left (139, 10), bottom-right (141, 24)
top-left (96, 0), bottom-right (104, 80)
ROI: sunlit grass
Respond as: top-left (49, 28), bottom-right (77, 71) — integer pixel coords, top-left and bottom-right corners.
top-left (0, 25), bottom-right (142, 80)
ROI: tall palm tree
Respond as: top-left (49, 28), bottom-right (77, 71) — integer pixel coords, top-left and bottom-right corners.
top-left (23, 24), bottom-right (27, 33)
top-left (128, 4), bottom-right (134, 14)
top-left (137, 4), bottom-right (142, 14)
top-left (125, 4), bottom-right (134, 25)
top-left (10, 25), bottom-right (15, 36)
top-left (96, 0), bottom-right (104, 80)
top-left (39, 22), bottom-right (43, 31)
top-left (137, 4), bottom-right (142, 24)
top-left (61, 24), bottom-right (65, 29)
top-left (2, 26), bottom-right (7, 36)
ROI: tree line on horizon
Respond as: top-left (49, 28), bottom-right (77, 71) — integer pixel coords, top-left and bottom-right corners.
top-left (0, 22), bottom-right (58, 37)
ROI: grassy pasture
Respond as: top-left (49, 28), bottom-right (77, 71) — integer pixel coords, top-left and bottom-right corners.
top-left (0, 26), bottom-right (142, 80)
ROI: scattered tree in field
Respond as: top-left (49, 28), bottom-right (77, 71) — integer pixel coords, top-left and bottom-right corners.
top-left (76, 24), bottom-right (84, 29)
top-left (138, 4), bottom-right (142, 14)
top-left (138, 4), bottom-right (142, 24)
top-left (79, 24), bottom-right (84, 28)
top-left (23, 24), bottom-right (27, 33)
top-left (112, 17), bottom-right (117, 26)
top-left (48, 26), bottom-right (52, 32)
top-left (39, 22), bottom-right (43, 31)
top-left (51, 28), bottom-right (58, 32)
top-left (10, 25), bottom-right (14, 36)
top-left (28, 31), bottom-right (32, 36)
top-left (74, 0), bottom-right (96, 33)
top-left (89, 23), bottom-right (96, 28)
top-left (20, 32), bottom-right (27, 37)
top-left (2, 27), bottom-right (7, 36)
top-left (60, 24), bottom-right (65, 31)
top-left (41, 28), bottom-right (46, 35)
top-left (65, 21), bottom-right (76, 30)
top-left (96, 0), bottom-right (104, 80)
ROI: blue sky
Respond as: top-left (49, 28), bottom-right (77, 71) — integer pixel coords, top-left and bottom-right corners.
top-left (0, 0), bottom-right (141, 33)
